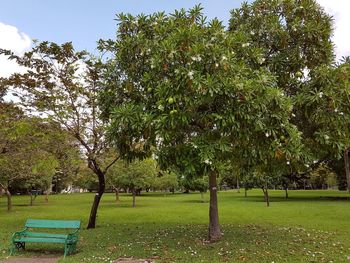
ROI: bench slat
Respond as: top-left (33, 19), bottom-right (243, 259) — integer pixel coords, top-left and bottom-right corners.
top-left (25, 219), bottom-right (80, 229)
top-left (14, 237), bottom-right (67, 244)
top-left (23, 232), bottom-right (67, 239)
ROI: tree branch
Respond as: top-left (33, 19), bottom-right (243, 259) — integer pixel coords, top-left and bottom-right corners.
top-left (103, 156), bottom-right (120, 174)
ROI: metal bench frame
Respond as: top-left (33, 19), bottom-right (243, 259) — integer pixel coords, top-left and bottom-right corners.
top-left (10, 219), bottom-right (81, 257)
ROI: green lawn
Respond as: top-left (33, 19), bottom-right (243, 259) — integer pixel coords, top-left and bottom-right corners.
top-left (1, 189), bottom-right (350, 262)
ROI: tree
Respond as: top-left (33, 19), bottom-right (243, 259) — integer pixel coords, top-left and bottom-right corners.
top-left (229, 0), bottom-right (334, 91)
top-left (0, 103), bottom-right (80, 210)
top-left (155, 171), bottom-right (179, 194)
top-left (242, 173), bottom-right (255, 197)
top-left (329, 158), bottom-right (347, 190)
top-left (30, 155), bottom-right (59, 204)
top-left (296, 59), bottom-right (350, 191)
top-left (229, 0), bottom-right (340, 190)
top-left (0, 103), bottom-right (40, 211)
top-left (0, 42), bottom-right (119, 228)
top-left (309, 163), bottom-right (337, 189)
top-left (192, 178), bottom-right (208, 202)
top-left (99, 6), bottom-right (301, 241)
top-left (107, 158), bottom-right (157, 207)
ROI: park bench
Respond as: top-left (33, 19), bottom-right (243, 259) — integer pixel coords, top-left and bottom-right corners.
top-left (10, 219), bottom-right (81, 257)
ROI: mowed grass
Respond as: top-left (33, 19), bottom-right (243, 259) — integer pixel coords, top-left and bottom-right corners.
top-left (1, 189), bottom-right (350, 262)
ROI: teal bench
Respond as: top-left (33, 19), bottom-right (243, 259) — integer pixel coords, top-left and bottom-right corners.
top-left (10, 219), bottom-right (81, 257)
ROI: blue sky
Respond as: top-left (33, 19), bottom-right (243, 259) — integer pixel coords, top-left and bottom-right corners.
top-left (0, 0), bottom-right (250, 52)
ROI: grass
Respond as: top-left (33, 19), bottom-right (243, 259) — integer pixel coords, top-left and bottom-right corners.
top-left (1, 189), bottom-right (350, 262)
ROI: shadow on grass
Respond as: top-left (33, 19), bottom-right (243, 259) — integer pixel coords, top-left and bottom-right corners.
top-left (181, 199), bottom-right (208, 204)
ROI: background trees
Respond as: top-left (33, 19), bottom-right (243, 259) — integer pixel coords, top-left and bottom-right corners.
top-left (0, 103), bottom-right (79, 210)
top-left (154, 171), bottom-right (179, 194)
top-left (107, 158), bottom-right (157, 207)
top-left (0, 42), bottom-right (119, 228)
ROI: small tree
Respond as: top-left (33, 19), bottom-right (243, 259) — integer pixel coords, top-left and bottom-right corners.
top-left (30, 155), bottom-right (59, 203)
top-left (107, 158), bottom-right (157, 207)
top-left (155, 171), bottom-right (179, 194)
top-left (192, 178), bottom-right (208, 202)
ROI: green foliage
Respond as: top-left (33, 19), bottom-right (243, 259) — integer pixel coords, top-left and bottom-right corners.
top-left (329, 158), bottom-right (347, 190)
top-left (74, 165), bottom-right (98, 191)
top-left (229, 0), bottom-right (334, 90)
top-left (107, 158), bottom-right (157, 192)
top-left (192, 177), bottom-right (208, 193)
top-left (179, 175), bottom-right (208, 193)
top-left (155, 171), bottom-right (179, 192)
top-left (0, 40), bottom-right (121, 227)
top-left (100, 5), bottom-right (302, 177)
top-left (229, 0), bottom-right (345, 188)
top-left (30, 155), bottom-right (59, 190)
top-left (309, 163), bottom-right (337, 189)
top-left (0, 102), bottom-right (81, 203)
top-left (296, 60), bottom-right (350, 158)
top-left (0, 40), bottom-right (118, 180)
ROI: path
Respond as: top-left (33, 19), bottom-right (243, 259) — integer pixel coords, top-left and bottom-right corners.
top-left (0, 257), bottom-right (58, 263)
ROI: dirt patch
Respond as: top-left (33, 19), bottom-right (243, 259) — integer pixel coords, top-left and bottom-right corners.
top-left (0, 257), bottom-right (58, 263)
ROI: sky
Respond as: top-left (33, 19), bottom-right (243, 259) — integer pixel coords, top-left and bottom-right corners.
top-left (0, 0), bottom-right (350, 78)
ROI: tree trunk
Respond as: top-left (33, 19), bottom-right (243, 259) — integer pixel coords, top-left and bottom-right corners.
top-left (87, 163), bottom-right (105, 229)
top-left (208, 170), bottom-right (221, 242)
top-left (5, 188), bottom-right (12, 212)
top-left (115, 188), bottom-right (119, 203)
top-left (237, 177), bottom-right (240, 193)
top-left (285, 187), bottom-right (289, 199)
top-left (262, 187), bottom-right (270, 207)
top-left (200, 191), bottom-right (204, 203)
top-left (45, 186), bottom-right (51, 203)
top-left (344, 148), bottom-right (350, 193)
top-left (30, 193), bottom-right (34, 206)
top-left (244, 188), bottom-right (247, 197)
top-left (132, 189), bottom-right (136, 208)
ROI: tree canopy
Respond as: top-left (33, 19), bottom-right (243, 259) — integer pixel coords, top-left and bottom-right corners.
top-left (99, 5), bottom-right (302, 241)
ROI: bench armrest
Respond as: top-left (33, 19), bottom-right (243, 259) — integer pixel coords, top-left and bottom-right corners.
top-left (12, 228), bottom-right (27, 240)
top-left (67, 229), bottom-right (79, 241)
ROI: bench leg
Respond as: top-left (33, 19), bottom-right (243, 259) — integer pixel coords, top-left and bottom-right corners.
top-left (64, 243), bottom-right (68, 258)
top-left (9, 243), bottom-right (15, 256)
top-left (64, 242), bottom-right (75, 257)
top-left (66, 243), bottom-right (76, 255)
top-left (10, 242), bottom-right (25, 255)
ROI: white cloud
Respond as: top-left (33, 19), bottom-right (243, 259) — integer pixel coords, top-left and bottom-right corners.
top-left (317, 0), bottom-right (350, 61)
top-left (0, 22), bottom-right (31, 78)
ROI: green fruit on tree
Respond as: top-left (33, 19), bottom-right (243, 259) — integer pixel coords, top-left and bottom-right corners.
top-left (170, 109), bottom-right (178, 115)
top-left (147, 87), bottom-right (152, 93)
